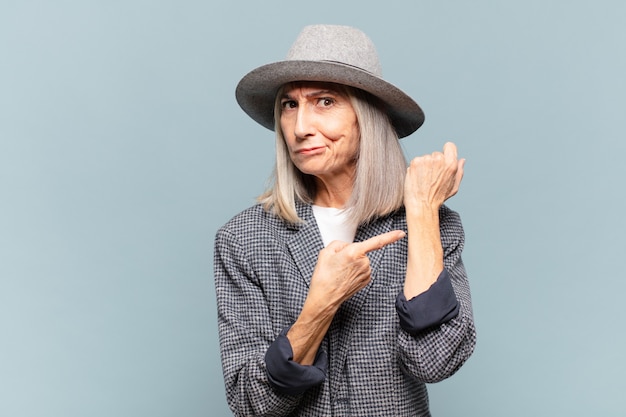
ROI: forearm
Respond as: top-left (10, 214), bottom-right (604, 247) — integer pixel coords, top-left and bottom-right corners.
top-left (261, 297), bottom-right (335, 396)
top-left (397, 206), bottom-right (476, 382)
top-left (404, 204), bottom-right (444, 299)
top-left (403, 141), bottom-right (464, 299)
top-left (287, 298), bottom-right (337, 365)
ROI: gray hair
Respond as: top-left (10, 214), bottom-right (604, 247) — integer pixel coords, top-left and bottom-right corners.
top-left (257, 84), bottom-right (407, 225)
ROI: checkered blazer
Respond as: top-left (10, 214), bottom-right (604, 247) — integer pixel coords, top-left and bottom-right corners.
top-left (214, 202), bottom-right (476, 416)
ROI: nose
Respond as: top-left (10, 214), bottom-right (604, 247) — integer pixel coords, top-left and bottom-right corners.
top-left (293, 105), bottom-right (315, 140)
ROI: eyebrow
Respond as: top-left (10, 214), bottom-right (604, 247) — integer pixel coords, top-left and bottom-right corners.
top-left (281, 89), bottom-right (337, 100)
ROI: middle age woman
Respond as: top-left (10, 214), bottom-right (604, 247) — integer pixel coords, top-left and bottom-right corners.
top-left (214, 24), bottom-right (476, 417)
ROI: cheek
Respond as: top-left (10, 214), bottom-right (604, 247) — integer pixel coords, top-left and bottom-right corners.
top-left (344, 122), bottom-right (360, 151)
top-left (324, 120), bottom-right (355, 142)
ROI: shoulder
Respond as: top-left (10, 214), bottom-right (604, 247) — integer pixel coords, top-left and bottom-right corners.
top-left (218, 204), bottom-right (283, 233)
top-left (215, 204), bottom-right (298, 246)
top-left (219, 204), bottom-right (270, 229)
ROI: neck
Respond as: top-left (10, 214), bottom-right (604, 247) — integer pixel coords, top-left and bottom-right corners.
top-left (313, 175), bottom-right (354, 208)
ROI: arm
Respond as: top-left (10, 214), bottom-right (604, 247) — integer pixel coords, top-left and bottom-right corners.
top-left (398, 206), bottom-right (476, 382)
top-left (403, 142), bottom-right (464, 299)
top-left (216, 223), bottom-right (406, 407)
top-left (398, 142), bottom-right (476, 381)
top-left (286, 231), bottom-right (407, 365)
top-left (214, 227), bottom-right (301, 416)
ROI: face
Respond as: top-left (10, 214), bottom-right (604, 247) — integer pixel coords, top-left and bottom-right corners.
top-left (279, 82), bottom-right (360, 183)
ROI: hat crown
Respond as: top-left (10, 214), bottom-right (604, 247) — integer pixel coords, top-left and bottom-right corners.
top-left (286, 25), bottom-right (383, 77)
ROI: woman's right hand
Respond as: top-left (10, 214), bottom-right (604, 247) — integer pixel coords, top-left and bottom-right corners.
top-left (308, 230), bottom-right (406, 310)
top-left (288, 229), bottom-right (406, 365)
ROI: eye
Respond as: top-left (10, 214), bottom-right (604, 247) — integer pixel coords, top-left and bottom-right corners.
top-left (281, 100), bottom-right (297, 109)
top-left (317, 97), bottom-right (335, 107)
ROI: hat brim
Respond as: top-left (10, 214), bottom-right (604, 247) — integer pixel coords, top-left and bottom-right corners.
top-left (235, 60), bottom-right (424, 138)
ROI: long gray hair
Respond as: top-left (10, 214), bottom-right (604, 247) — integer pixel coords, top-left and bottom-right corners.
top-left (257, 83), bottom-right (407, 225)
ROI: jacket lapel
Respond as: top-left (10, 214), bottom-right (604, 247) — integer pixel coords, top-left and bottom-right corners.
top-left (286, 204), bottom-right (324, 288)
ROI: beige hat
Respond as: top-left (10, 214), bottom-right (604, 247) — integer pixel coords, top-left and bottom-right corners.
top-left (235, 24), bottom-right (425, 138)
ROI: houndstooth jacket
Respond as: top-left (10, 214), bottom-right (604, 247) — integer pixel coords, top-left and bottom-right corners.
top-left (214, 202), bottom-right (476, 417)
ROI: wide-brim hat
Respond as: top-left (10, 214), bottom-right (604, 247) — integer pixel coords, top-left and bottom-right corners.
top-left (235, 24), bottom-right (425, 138)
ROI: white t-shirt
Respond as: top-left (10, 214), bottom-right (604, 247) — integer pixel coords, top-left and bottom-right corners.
top-left (312, 205), bottom-right (358, 247)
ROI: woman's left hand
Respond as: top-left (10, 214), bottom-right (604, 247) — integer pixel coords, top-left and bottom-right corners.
top-left (404, 142), bottom-right (465, 213)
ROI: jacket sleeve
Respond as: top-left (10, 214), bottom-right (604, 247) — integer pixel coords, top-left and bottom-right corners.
top-left (214, 226), bottom-right (302, 416)
top-left (395, 268), bottom-right (460, 334)
top-left (265, 327), bottom-right (327, 395)
top-left (396, 207), bottom-right (477, 383)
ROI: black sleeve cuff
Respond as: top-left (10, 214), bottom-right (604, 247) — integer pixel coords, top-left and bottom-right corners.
top-left (395, 269), bottom-right (460, 335)
top-left (264, 327), bottom-right (328, 396)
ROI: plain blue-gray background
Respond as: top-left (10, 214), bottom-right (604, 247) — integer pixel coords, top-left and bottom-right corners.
top-left (1, 1), bottom-right (624, 416)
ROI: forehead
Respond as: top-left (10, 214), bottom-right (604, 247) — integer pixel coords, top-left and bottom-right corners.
top-left (281, 81), bottom-right (348, 96)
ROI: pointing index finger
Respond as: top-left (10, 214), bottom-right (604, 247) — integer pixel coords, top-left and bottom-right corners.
top-left (352, 230), bottom-right (406, 255)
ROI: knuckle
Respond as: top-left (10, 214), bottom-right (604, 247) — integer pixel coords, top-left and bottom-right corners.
top-left (344, 245), bottom-right (358, 258)
top-left (409, 157), bottom-right (421, 168)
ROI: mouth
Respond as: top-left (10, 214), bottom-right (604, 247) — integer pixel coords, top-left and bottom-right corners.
top-left (296, 146), bottom-right (325, 155)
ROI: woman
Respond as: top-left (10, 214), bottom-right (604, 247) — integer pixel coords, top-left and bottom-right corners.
top-left (214, 24), bottom-right (476, 416)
